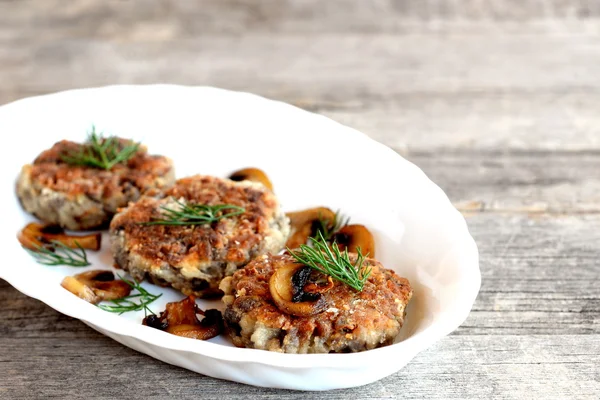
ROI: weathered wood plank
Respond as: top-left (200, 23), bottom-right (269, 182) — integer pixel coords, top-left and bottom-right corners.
top-left (1, 332), bottom-right (598, 399)
top-left (325, 93), bottom-right (600, 153)
top-left (5, 34), bottom-right (597, 93)
top-left (2, 0), bottom-right (600, 37)
top-left (1, 3), bottom-right (600, 151)
top-left (2, 33), bottom-right (600, 151)
top-left (405, 151), bottom-right (600, 213)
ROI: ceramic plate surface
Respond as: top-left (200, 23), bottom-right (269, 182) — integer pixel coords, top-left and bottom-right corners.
top-left (0, 85), bottom-right (480, 391)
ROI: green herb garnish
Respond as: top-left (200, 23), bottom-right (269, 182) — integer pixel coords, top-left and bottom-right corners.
top-left (98, 275), bottom-right (162, 315)
top-left (288, 231), bottom-right (372, 291)
top-left (61, 126), bottom-right (140, 170)
top-left (26, 240), bottom-right (90, 267)
top-left (142, 199), bottom-right (245, 226)
top-left (315, 210), bottom-right (350, 241)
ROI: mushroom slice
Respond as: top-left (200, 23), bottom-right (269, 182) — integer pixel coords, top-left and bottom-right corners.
top-left (285, 207), bottom-right (336, 249)
top-left (269, 263), bottom-right (328, 317)
top-left (18, 222), bottom-right (101, 251)
top-left (143, 296), bottom-right (224, 341)
top-left (228, 167), bottom-right (273, 191)
top-left (286, 207), bottom-right (335, 229)
top-left (60, 270), bottom-right (132, 305)
top-left (285, 221), bottom-right (313, 249)
top-left (332, 224), bottom-right (376, 257)
top-left (61, 276), bottom-right (99, 304)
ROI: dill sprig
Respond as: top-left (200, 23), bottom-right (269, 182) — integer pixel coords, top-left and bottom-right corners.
top-left (288, 231), bottom-right (372, 291)
top-left (315, 210), bottom-right (350, 241)
top-left (98, 275), bottom-right (162, 315)
top-left (142, 199), bottom-right (245, 226)
top-left (61, 126), bottom-right (140, 170)
top-left (25, 240), bottom-right (90, 267)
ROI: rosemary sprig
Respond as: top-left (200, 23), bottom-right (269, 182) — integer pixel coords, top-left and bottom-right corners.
top-left (26, 240), bottom-right (90, 267)
top-left (288, 231), bottom-right (372, 291)
top-left (98, 275), bottom-right (162, 315)
top-left (61, 126), bottom-right (140, 170)
top-left (315, 210), bottom-right (350, 241)
top-left (142, 199), bottom-right (245, 226)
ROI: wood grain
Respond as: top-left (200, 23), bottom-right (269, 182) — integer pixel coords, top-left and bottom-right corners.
top-left (1, 331), bottom-right (598, 399)
top-left (410, 150), bottom-right (600, 213)
top-left (1, 2), bottom-right (600, 151)
top-left (0, 0), bottom-right (599, 398)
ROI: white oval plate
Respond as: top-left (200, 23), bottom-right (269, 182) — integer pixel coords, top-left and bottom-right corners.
top-left (0, 85), bottom-right (480, 391)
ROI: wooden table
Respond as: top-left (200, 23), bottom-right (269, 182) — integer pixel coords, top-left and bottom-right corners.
top-left (1, 1), bottom-right (599, 398)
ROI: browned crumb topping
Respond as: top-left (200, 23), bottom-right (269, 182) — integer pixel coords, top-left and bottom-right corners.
top-left (29, 139), bottom-right (173, 201)
top-left (110, 175), bottom-right (281, 266)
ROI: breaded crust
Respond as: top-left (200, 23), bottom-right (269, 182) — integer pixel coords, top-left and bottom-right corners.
top-left (220, 253), bottom-right (413, 354)
top-left (109, 175), bottom-right (290, 297)
top-left (16, 139), bottom-right (175, 230)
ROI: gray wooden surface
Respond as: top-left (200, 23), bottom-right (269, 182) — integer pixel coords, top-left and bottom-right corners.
top-left (1, 1), bottom-right (599, 399)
